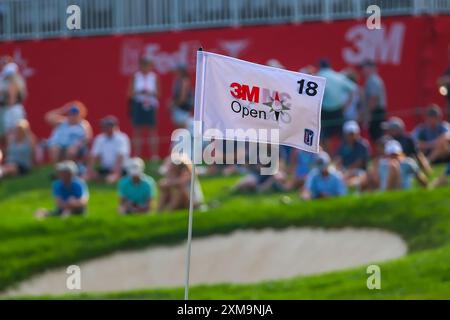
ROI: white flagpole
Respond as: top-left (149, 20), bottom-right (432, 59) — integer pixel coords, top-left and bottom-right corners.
top-left (184, 160), bottom-right (196, 300)
top-left (184, 47), bottom-right (203, 300)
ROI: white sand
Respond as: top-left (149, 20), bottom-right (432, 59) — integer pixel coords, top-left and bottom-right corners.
top-left (4, 228), bottom-right (407, 296)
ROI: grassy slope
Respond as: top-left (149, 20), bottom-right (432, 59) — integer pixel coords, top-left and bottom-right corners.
top-left (1, 165), bottom-right (450, 299)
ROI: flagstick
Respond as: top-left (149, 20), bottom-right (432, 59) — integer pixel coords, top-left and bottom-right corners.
top-left (184, 46), bottom-right (202, 301)
top-left (184, 161), bottom-right (196, 300)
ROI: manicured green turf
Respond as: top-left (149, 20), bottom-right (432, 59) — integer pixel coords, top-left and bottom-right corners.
top-left (0, 165), bottom-right (449, 299)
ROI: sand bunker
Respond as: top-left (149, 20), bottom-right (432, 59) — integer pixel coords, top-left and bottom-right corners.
top-left (4, 228), bottom-right (407, 296)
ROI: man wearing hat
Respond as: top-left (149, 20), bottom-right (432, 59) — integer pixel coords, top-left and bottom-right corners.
top-left (335, 120), bottom-right (370, 184)
top-left (360, 59), bottom-right (387, 141)
top-left (301, 152), bottom-right (347, 200)
top-left (46, 101), bottom-right (92, 163)
top-left (35, 160), bottom-right (89, 218)
top-left (378, 140), bottom-right (427, 191)
top-left (412, 104), bottom-right (450, 163)
top-left (118, 157), bottom-right (156, 214)
top-left (86, 115), bottom-right (130, 184)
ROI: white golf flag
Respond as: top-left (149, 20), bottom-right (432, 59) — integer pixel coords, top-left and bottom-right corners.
top-left (194, 51), bottom-right (326, 153)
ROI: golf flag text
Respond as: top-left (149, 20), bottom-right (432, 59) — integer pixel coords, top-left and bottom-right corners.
top-left (194, 51), bottom-right (326, 153)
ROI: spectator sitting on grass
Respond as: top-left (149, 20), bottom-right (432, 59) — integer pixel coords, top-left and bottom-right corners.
top-left (232, 164), bottom-right (286, 194)
top-left (158, 154), bottom-right (204, 212)
top-left (86, 116), bottom-right (130, 184)
top-left (378, 140), bottom-right (428, 191)
top-left (431, 162), bottom-right (450, 188)
top-left (382, 116), bottom-right (432, 175)
top-left (412, 105), bottom-right (450, 163)
top-left (35, 160), bottom-right (89, 219)
top-left (334, 120), bottom-right (370, 185)
top-left (46, 101), bottom-right (92, 163)
top-left (359, 136), bottom-right (388, 191)
top-left (0, 119), bottom-right (35, 179)
top-left (301, 152), bottom-right (347, 200)
top-left (285, 150), bottom-right (317, 190)
top-left (118, 157), bottom-right (157, 214)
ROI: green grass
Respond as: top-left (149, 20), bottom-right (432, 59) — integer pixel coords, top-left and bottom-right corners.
top-left (0, 165), bottom-right (449, 299)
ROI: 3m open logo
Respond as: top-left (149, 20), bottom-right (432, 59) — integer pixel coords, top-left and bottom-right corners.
top-left (304, 129), bottom-right (314, 146)
top-left (229, 82), bottom-right (292, 123)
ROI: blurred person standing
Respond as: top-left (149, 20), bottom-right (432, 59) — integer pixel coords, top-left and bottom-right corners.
top-left (437, 43), bottom-right (450, 118)
top-left (128, 56), bottom-right (160, 160)
top-left (170, 65), bottom-right (193, 128)
top-left (0, 119), bottom-right (35, 178)
top-left (86, 115), bottom-right (130, 184)
top-left (35, 160), bottom-right (89, 219)
top-left (301, 152), bottom-right (347, 200)
top-left (316, 59), bottom-right (356, 153)
top-left (360, 59), bottom-right (387, 141)
top-left (118, 157), bottom-right (157, 214)
top-left (341, 67), bottom-right (361, 122)
top-left (0, 59), bottom-right (27, 138)
top-left (45, 101), bottom-right (92, 163)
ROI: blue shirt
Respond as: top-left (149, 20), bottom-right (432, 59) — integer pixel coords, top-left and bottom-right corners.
top-left (316, 68), bottom-right (356, 111)
top-left (378, 157), bottom-right (418, 190)
top-left (52, 177), bottom-right (89, 201)
top-left (118, 174), bottom-right (156, 206)
top-left (364, 73), bottom-right (387, 109)
top-left (413, 122), bottom-right (449, 143)
top-left (48, 121), bottom-right (87, 148)
top-left (305, 168), bottom-right (347, 198)
top-left (337, 139), bottom-right (370, 170)
top-left (295, 151), bottom-right (317, 178)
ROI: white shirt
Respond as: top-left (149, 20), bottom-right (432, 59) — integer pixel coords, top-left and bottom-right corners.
top-left (91, 131), bottom-right (130, 169)
top-left (133, 71), bottom-right (159, 108)
top-left (134, 71), bottom-right (157, 94)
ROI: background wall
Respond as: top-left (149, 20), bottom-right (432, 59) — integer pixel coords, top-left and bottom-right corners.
top-left (1, 15), bottom-right (449, 155)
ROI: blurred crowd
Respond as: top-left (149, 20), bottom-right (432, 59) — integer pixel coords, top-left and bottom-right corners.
top-left (0, 44), bottom-right (449, 218)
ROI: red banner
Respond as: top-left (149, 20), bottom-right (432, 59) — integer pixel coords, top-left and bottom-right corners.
top-left (1, 15), bottom-right (449, 156)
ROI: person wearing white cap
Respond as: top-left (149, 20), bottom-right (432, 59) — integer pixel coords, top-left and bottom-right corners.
top-left (377, 140), bottom-right (427, 191)
top-left (301, 152), bottom-right (347, 200)
top-left (335, 120), bottom-right (370, 184)
top-left (382, 116), bottom-right (432, 175)
top-left (118, 157), bottom-right (156, 214)
top-left (34, 160), bottom-right (89, 219)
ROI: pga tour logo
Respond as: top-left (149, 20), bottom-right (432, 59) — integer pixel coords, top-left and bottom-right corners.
top-left (229, 82), bottom-right (292, 123)
top-left (304, 129), bottom-right (314, 146)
